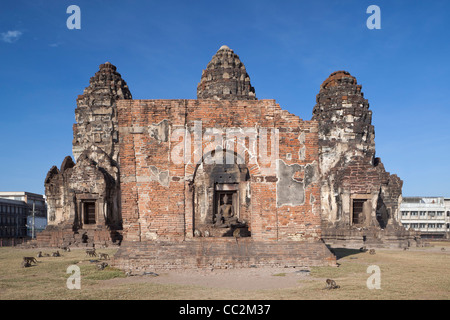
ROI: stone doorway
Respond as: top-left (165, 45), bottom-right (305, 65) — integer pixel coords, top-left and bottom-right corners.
top-left (350, 195), bottom-right (373, 227)
top-left (83, 201), bottom-right (96, 225)
top-left (352, 199), bottom-right (366, 225)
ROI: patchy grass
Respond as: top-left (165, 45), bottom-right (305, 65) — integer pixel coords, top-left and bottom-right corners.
top-left (0, 242), bottom-right (449, 300)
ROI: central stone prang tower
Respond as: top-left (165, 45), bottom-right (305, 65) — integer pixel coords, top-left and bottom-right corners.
top-left (41, 62), bottom-right (132, 247)
top-left (312, 71), bottom-right (417, 248)
top-left (197, 45), bottom-right (256, 100)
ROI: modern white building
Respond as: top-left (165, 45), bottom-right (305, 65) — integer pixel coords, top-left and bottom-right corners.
top-left (400, 196), bottom-right (450, 239)
top-left (0, 192), bottom-right (47, 243)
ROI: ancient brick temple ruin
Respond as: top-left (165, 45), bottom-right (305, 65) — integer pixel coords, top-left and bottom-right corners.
top-left (39, 62), bottom-right (131, 247)
top-left (39, 45), bottom-right (417, 270)
top-left (312, 71), bottom-right (417, 247)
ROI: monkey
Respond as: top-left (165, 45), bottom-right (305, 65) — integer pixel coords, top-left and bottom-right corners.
top-left (324, 279), bottom-right (340, 290)
top-left (194, 229), bottom-right (201, 237)
top-left (21, 260), bottom-right (32, 268)
top-left (369, 249), bottom-right (376, 255)
top-left (23, 257), bottom-right (37, 265)
top-left (97, 262), bottom-right (108, 270)
top-left (441, 247), bottom-right (446, 251)
top-left (203, 230), bottom-right (210, 237)
top-left (359, 246), bottom-right (367, 252)
top-left (52, 251), bottom-right (61, 257)
top-left (85, 248), bottom-right (97, 257)
top-left (61, 246), bottom-right (70, 252)
top-left (38, 252), bottom-right (50, 257)
top-left (403, 247), bottom-right (409, 251)
top-left (98, 253), bottom-right (109, 260)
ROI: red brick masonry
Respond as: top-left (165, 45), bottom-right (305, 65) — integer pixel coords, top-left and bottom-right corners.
top-left (113, 99), bottom-right (336, 269)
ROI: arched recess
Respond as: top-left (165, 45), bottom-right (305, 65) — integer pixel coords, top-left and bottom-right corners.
top-left (190, 149), bottom-right (251, 237)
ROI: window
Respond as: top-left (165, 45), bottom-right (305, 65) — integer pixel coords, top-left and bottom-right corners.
top-left (437, 211), bottom-right (443, 216)
top-left (402, 211), bottom-right (408, 217)
top-left (419, 223), bottom-right (426, 228)
top-left (428, 211), bottom-right (436, 217)
top-left (428, 223), bottom-right (436, 229)
top-left (419, 211), bottom-right (426, 216)
top-left (410, 211), bottom-right (418, 216)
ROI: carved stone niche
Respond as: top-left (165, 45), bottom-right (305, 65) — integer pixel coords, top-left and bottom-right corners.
top-left (192, 151), bottom-right (251, 238)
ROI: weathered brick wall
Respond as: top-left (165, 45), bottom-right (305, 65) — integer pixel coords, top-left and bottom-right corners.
top-left (117, 99), bottom-right (323, 243)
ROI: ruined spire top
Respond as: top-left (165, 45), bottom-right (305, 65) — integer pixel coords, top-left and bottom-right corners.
top-left (73, 62), bottom-right (132, 162)
top-left (320, 70), bottom-right (357, 90)
top-left (197, 46), bottom-right (256, 100)
top-left (218, 45), bottom-right (232, 51)
top-left (313, 70), bottom-right (367, 121)
top-left (99, 61), bottom-right (117, 72)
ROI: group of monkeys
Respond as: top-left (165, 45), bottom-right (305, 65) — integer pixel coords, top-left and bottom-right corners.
top-left (21, 250), bottom-right (62, 268)
top-left (85, 248), bottom-right (110, 270)
top-left (20, 246), bottom-right (110, 268)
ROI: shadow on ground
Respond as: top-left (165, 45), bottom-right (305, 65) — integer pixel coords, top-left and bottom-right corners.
top-left (326, 246), bottom-right (362, 260)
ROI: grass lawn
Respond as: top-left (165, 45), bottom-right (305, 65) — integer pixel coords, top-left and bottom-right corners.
top-left (0, 242), bottom-right (449, 300)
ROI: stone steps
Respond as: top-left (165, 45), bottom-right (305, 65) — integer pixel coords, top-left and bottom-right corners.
top-left (113, 239), bottom-right (336, 272)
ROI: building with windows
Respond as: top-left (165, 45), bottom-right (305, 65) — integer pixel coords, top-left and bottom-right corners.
top-left (400, 196), bottom-right (450, 239)
top-left (0, 192), bottom-right (47, 245)
top-left (0, 198), bottom-right (29, 245)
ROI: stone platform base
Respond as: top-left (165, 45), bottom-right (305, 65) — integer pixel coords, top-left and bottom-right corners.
top-left (27, 226), bottom-right (123, 248)
top-left (321, 227), bottom-right (421, 249)
top-left (112, 238), bottom-right (337, 272)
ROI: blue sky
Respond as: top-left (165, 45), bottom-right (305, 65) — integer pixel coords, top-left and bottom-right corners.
top-left (0, 0), bottom-right (449, 197)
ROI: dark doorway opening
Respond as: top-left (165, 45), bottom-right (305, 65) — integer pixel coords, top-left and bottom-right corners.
top-left (352, 199), bottom-right (366, 225)
top-left (84, 202), bottom-right (96, 225)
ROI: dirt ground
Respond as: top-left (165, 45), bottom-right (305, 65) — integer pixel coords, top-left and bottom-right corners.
top-left (100, 266), bottom-right (314, 291)
top-left (98, 243), bottom-right (450, 294)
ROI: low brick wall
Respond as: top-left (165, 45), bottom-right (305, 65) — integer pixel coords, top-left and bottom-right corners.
top-left (30, 227), bottom-right (122, 248)
top-left (321, 227), bottom-right (420, 249)
top-left (112, 238), bottom-right (336, 272)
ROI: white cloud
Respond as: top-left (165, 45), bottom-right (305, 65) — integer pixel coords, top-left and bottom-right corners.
top-left (1, 30), bottom-right (23, 43)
